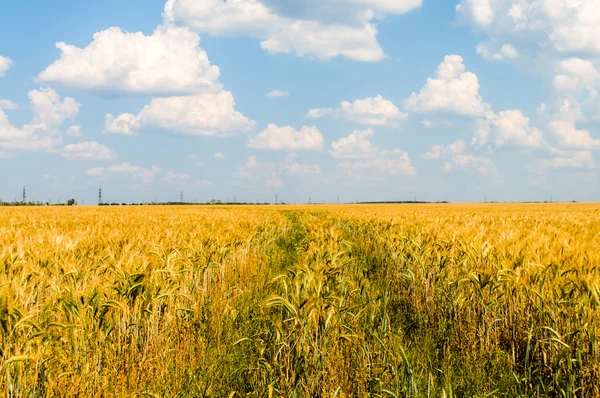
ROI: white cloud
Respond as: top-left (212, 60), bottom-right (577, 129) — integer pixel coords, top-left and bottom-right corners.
top-left (424, 139), bottom-right (497, 175)
top-left (443, 154), bottom-right (497, 175)
top-left (330, 128), bottom-right (379, 159)
top-left (550, 150), bottom-right (595, 170)
top-left (84, 167), bottom-right (104, 176)
top-left (164, 171), bottom-right (192, 182)
top-left (104, 91), bottom-right (255, 136)
top-left (404, 55), bottom-right (490, 117)
top-left (491, 110), bottom-right (545, 148)
top-left (457, 0), bottom-right (600, 57)
top-left (105, 162), bottom-right (163, 182)
top-left (66, 125), bottom-right (82, 137)
top-left (423, 140), bottom-right (466, 159)
top-left (307, 95), bottom-right (407, 126)
top-left (28, 88), bottom-right (80, 127)
top-left (330, 127), bottom-right (409, 159)
top-left (197, 179), bottom-right (213, 186)
top-left (549, 101), bottom-right (600, 149)
top-left (0, 88), bottom-right (80, 154)
top-left (104, 113), bottom-right (140, 135)
top-left (456, 0), bottom-right (494, 28)
top-left (215, 152), bottom-right (225, 158)
top-left (553, 58), bottom-right (599, 94)
top-left (164, 0), bottom-right (422, 62)
top-left (472, 118), bottom-right (492, 146)
top-left (0, 100), bottom-right (19, 110)
top-left (476, 42), bottom-right (519, 61)
top-left (284, 162), bottom-right (322, 174)
top-left (248, 124), bottom-right (324, 151)
top-left (0, 56), bottom-right (12, 77)
top-left (266, 89), bottom-right (289, 98)
top-left (422, 120), bottom-right (432, 128)
top-left (234, 156), bottom-right (283, 187)
top-left (331, 128), bottom-right (415, 175)
top-left (339, 154), bottom-right (416, 176)
top-left (61, 141), bottom-right (115, 159)
top-left (39, 26), bottom-right (220, 96)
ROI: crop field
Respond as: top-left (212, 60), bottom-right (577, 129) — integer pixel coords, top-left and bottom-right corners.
top-left (1, 204), bottom-right (599, 397)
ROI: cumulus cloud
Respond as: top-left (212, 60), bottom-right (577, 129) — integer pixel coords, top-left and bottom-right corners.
top-left (95, 162), bottom-right (163, 182)
top-left (66, 125), bottom-right (82, 137)
top-left (307, 95), bottom-right (407, 126)
top-left (331, 128), bottom-right (415, 175)
top-left (553, 58), bottom-right (599, 94)
top-left (234, 156), bottom-right (283, 188)
top-left (476, 42), bottom-right (519, 61)
top-left (491, 110), bottom-right (545, 148)
top-left (39, 26), bottom-right (220, 96)
top-left (266, 89), bottom-right (289, 98)
top-left (248, 124), bottom-right (324, 151)
top-left (164, 171), bottom-right (192, 182)
top-left (0, 100), bottom-right (19, 110)
top-left (28, 88), bottom-right (80, 127)
top-left (215, 152), bottom-right (225, 158)
top-left (104, 91), bottom-right (255, 136)
top-left (0, 88), bottom-right (84, 154)
top-left (423, 140), bottom-right (466, 159)
top-left (330, 128), bottom-right (380, 159)
top-left (404, 55), bottom-right (490, 117)
top-left (456, 0), bottom-right (494, 28)
top-left (549, 101), bottom-right (600, 149)
top-left (457, 0), bottom-right (600, 57)
top-left (164, 0), bottom-right (422, 62)
top-left (84, 167), bottom-right (104, 177)
top-left (61, 141), bottom-right (115, 159)
top-left (0, 56), bottom-right (12, 77)
top-left (549, 150), bottom-right (595, 170)
top-left (443, 153), bottom-right (497, 175)
top-left (423, 139), bottom-right (497, 175)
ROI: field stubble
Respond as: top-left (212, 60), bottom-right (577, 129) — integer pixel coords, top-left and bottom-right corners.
top-left (0, 204), bottom-right (599, 397)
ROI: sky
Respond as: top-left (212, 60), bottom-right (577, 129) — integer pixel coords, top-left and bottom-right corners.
top-left (1, 0), bottom-right (599, 204)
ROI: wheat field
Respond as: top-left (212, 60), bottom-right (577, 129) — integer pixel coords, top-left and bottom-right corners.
top-left (1, 204), bottom-right (599, 397)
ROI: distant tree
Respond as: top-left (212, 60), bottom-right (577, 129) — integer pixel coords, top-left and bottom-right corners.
top-left (67, 199), bottom-right (77, 206)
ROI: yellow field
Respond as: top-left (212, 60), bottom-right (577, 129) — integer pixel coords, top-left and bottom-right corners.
top-left (1, 204), bottom-right (599, 396)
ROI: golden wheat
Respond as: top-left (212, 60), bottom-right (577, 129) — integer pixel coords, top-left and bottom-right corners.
top-left (0, 204), bottom-right (598, 396)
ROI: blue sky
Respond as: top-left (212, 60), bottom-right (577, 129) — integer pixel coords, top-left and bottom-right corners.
top-left (1, 0), bottom-right (599, 204)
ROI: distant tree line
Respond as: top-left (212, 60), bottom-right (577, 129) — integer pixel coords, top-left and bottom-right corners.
top-left (0, 199), bottom-right (78, 206)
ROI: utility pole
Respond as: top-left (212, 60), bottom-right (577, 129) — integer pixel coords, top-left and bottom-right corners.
top-left (234, 194), bottom-right (236, 204)
top-left (22, 186), bottom-right (26, 203)
top-left (275, 194), bottom-right (278, 205)
top-left (337, 196), bottom-right (340, 204)
top-left (181, 191), bottom-right (184, 203)
top-left (309, 197), bottom-right (312, 204)
top-left (98, 187), bottom-right (103, 205)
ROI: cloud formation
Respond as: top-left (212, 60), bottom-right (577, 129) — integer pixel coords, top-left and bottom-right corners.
top-left (164, 0), bottom-right (422, 62)
top-left (308, 95), bottom-right (407, 126)
top-left (105, 91), bottom-right (255, 136)
top-left (248, 124), bottom-right (324, 151)
top-left (404, 55), bottom-right (490, 117)
top-left (39, 26), bottom-right (220, 96)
